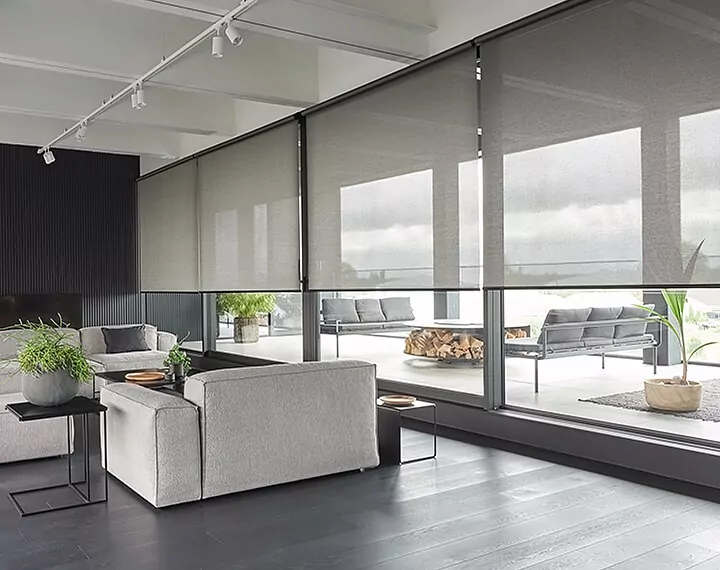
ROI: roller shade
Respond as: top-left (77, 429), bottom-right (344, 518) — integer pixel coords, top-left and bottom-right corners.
top-left (482, 0), bottom-right (720, 288)
top-left (306, 47), bottom-right (481, 291)
top-left (197, 121), bottom-right (300, 292)
top-left (138, 160), bottom-right (199, 292)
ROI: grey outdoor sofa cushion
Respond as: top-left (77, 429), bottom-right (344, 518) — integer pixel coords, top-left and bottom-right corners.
top-left (537, 308), bottom-right (591, 344)
top-left (355, 299), bottom-right (386, 323)
top-left (615, 305), bottom-right (653, 338)
top-left (583, 306), bottom-right (622, 339)
top-left (322, 298), bottom-right (360, 323)
top-left (380, 297), bottom-right (415, 322)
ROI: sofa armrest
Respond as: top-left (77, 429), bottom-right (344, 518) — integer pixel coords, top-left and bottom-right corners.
top-left (157, 331), bottom-right (178, 352)
top-left (100, 383), bottom-right (201, 507)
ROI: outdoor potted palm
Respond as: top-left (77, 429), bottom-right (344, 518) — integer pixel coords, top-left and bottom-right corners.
top-left (3, 318), bottom-right (93, 406)
top-left (638, 241), bottom-right (714, 412)
top-left (216, 293), bottom-right (276, 344)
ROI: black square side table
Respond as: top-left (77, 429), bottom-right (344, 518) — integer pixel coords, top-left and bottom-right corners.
top-left (377, 399), bottom-right (437, 465)
top-left (5, 396), bottom-right (108, 516)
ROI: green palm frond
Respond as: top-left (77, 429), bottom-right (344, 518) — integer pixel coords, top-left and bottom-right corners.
top-left (688, 342), bottom-right (717, 362)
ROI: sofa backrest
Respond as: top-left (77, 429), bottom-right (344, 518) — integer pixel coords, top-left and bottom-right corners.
top-left (0, 328), bottom-right (80, 395)
top-left (183, 360), bottom-right (379, 499)
top-left (0, 328), bottom-right (80, 359)
top-left (539, 306), bottom-right (653, 346)
top-left (80, 324), bottom-right (158, 355)
top-left (321, 297), bottom-right (414, 324)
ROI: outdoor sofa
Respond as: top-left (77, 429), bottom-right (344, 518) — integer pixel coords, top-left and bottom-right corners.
top-left (505, 306), bottom-right (660, 393)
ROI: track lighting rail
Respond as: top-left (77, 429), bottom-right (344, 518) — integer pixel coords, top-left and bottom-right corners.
top-left (37, 0), bottom-right (258, 159)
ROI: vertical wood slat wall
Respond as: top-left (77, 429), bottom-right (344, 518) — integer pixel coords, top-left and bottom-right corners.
top-left (0, 143), bottom-right (141, 326)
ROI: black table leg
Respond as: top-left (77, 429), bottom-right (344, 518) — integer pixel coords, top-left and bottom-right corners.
top-left (8, 411), bottom-right (108, 517)
top-left (377, 407), bottom-right (401, 466)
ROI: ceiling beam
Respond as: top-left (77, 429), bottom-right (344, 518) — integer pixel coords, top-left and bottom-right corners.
top-left (0, 65), bottom-right (238, 136)
top-left (0, 112), bottom-right (185, 158)
top-left (0, 0), bottom-right (319, 107)
top-left (106, 0), bottom-right (431, 62)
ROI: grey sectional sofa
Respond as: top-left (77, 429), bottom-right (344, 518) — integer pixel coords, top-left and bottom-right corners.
top-left (505, 306), bottom-right (660, 393)
top-left (101, 360), bottom-right (379, 508)
top-left (321, 297), bottom-right (415, 356)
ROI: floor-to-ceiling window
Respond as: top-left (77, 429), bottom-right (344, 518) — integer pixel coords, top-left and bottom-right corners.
top-left (481, 0), bottom-right (720, 446)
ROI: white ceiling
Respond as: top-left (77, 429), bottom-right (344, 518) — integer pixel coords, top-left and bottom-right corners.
top-left (0, 0), bottom-right (563, 173)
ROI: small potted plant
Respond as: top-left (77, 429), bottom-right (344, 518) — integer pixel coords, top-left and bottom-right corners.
top-left (164, 332), bottom-right (191, 380)
top-left (638, 241), bottom-right (714, 412)
top-left (216, 293), bottom-right (276, 344)
top-left (3, 317), bottom-right (93, 407)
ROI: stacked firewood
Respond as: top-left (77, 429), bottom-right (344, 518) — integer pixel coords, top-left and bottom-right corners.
top-left (505, 328), bottom-right (528, 339)
top-left (404, 329), bottom-right (484, 360)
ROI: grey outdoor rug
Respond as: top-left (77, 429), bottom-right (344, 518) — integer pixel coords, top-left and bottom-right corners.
top-left (580, 378), bottom-right (720, 422)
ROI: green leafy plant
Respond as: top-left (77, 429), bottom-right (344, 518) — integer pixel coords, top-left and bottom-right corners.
top-left (164, 332), bottom-right (191, 372)
top-left (3, 317), bottom-right (92, 383)
top-left (217, 293), bottom-right (276, 319)
top-left (636, 240), bottom-right (715, 385)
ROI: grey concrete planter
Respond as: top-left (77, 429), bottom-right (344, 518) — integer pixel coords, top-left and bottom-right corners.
top-left (22, 370), bottom-right (80, 407)
top-left (234, 317), bottom-right (259, 344)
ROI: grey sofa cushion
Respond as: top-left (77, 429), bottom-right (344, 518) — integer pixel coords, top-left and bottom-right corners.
top-left (582, 307), bottom-right (622, 339)
top-left (102, 325), bottom-right (150, 354)
top-left (505, 338), bottom-right (585, 354)
top-left (321, 299), bottom-right (359, 323)
top-left (615, 305), bottom-right (653, 339)
top-left (355, 299), bottom-right (386, 323)
top-left (583, 338), bottom-right (614, 348)
top-left (613, 334), bottom-right (654, 345)
top-left (380, 297), bottom-right (415, 322)
top-left (320, 323), bottom-right (382, 334)
top-left (538, 308), bottom-right (591, 344)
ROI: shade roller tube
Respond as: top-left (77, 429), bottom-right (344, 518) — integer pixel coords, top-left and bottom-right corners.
top-left (482, 0), bottom-right (720, 289)
top-left (198, 121), bottom-right (300, 292)
top-left (306, 47), bottom-right (481, 291)
top-left (138, 160), bottom-right (199, 292)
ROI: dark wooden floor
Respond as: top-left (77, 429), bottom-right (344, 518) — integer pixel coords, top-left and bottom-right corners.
top-left (1, 430), bottom-right (720, 570)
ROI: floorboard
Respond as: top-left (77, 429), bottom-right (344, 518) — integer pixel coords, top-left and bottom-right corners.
top-left (0, 430), bottom-right (718, 570)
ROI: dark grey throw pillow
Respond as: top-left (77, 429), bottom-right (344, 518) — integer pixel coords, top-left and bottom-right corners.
top-left (101, 325), bottom-right (150, 354)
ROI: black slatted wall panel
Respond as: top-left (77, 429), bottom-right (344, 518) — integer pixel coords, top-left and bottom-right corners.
top-left (0, 143), bottom-right (141, 326)
top-left (144, 293), bottom-right (203, 342)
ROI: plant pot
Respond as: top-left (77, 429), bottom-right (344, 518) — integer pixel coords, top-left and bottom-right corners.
top-left (234, 317), bottom-right (259, 344)
top-left (22, 370), bottom-right (79, 407)
top-left (644, 378), bottom-right (702, 412)
top-left (172, 363), bottom-right (186, 380)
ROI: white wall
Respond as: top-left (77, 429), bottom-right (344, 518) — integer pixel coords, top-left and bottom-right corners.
top-left (429, 0), bottom-right (565, 54)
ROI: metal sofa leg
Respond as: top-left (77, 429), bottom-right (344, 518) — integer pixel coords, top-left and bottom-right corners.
top-left (653, 346), bottom-right (658, 375)
top-left (336, 333), bottom-right (340, 358)
top-left (601, 353), bottom-right (605, 370)
top-left (534, 357), bottom-right (539, 394)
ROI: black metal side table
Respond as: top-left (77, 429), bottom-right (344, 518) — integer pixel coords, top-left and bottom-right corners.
top-left (377, 399), bottom-right (437, 465)
top-left (5, 396), bottom-right (108, 516)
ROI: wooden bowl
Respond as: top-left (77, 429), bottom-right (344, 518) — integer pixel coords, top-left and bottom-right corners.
top-left (380, 394), bottom-right (416, 407)
top-left (125, 371), bottom-right (166, 382)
